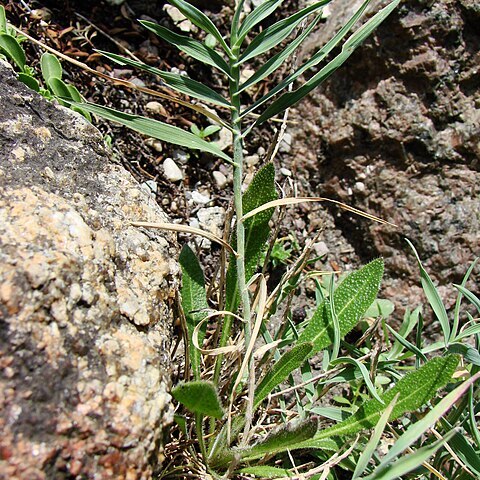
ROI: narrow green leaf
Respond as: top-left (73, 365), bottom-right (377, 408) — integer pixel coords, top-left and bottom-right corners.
top-left (254, 342), bottom-right (313, 409)
top-left (174, 414), bottom-right (188, 436)
top-left (455, 323), bottom-right (480, 341)
top-left (363, 431), bottom-right (456, 480)
top-left (172, 380), bottom-right (224, 419)
top-left (352, 394), bottom-right (399, 479)
top-left (241, 0), bottom-right (371, 118)
top-left (330, 357), bottom-right (384, 405)
top-left (98, 50), bottom-right (231, 108)
top-left (66, 84), bottom-right (82, 102)
top-left (406, 239), bottom-right (450, 345)
top-left (255, 47), bottom-right (353, 124)
top-left (238, 466), bottom-right (292, 478)
top-left (239, 0), bottom-right (330, 64)
top-left (236, 0), bottom-right (285, 44)
top-left (448, 343), bottom-right (480, 366)
top-left (239, 15), bottom-right (320, 93)
top-left (0, 6), bottom-right (7, 33)
top-left (179, 245), bottom-right (209, 380)
top-left (386, 324), bottom-right (427, 361)
top-left (447, 432), bottom-right (480, 477)
top-left (0, 33), bottom-right (26, 71)
top-left (298, 259), bottom-right (384, 355)
top-left (41, 52), bottom-right (62, 82)
top-left (167, 0), bottom-right (231, 54)
top-left (47, 77), bottom-right (72, 106)
top-left (454, 284), bottom-right (480, 313)
top-left (388, 306), bottom-right (421, 359)
top-left (342, 0), bottom-right (400, 51)
top-left (378, 371), bottom-right (480, 468)
top-left (452, 258), bottom-right (478, 340)
top-left (68, 102), bottom-right (232, 161)
top-left (140, 21), bottom-right (232, 78)
top-left (240, 417), bottom-right (318, 460)
top-left (18, 73), bottom-right (40, 92)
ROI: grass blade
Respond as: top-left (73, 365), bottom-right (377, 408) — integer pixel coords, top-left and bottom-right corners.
top-left (238, 466), bottom-right (292, 478)
top-left (238, 0), bottom-right (330, 64)
top-left (70, 102), bottom-right (232, 161)
top-left (98, 50), bottom-right (231, 108)
top-left (330, 357), bottom-right (384, 405)
top-left (378, 371), bottom-right (480, 468)
top-left (179, 245), bottom-right (209, 380)
top-left (240, 0), bottom-right (372, 118)
top-left (454, 284), bottom-right (480, 313)
top-left (386, 324), bottom-right (427, 361)
top-left (167, 0), bottom-right (231, 54)
top-left (364, 431), bottom-right (457, 480)
top-left (406, 239), bottom-right (450, 346)
top-left (352, 394), bottom-right (399, 479)
top-left (140, 21), bottom-right (232, 78)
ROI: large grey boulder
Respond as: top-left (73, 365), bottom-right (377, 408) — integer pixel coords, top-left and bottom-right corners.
top-left (0, 63), bottom-right (178, 479)
top-left (291, 0), bottom-right (479, 310)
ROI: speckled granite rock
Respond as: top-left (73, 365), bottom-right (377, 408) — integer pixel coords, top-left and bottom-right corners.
top-left (0, 63), bottom-right (178, 479)
top-left (291, 0), bottom-right (479, 311)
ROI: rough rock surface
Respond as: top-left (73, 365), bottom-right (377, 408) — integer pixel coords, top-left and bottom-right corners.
top-left (0, 63), bottom-right (178, 479)
top-left (292, 0), bottom-right (479, 311)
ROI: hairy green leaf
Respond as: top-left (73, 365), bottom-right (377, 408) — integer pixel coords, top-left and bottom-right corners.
top-left (241, 0), bottom-right (371, 118)
top-left (41, 52), bottom-right (62, 82)
top-left (225, 163), bottom-right (278, 314)
top-left (238, 466), bottom-right (292, 478)
top-left (239, 0), bottom-right (330, 64)
top-left (69, 102), bottom-right (232, 161)
top-left (172, 380), bottom-right (224, 419)
top-left (0, 33), bottom-right (26, 71)
top-left (140, 21), bottom-right (232, 78)
top-left (98, 51), bottom-right (231, 108)
top-left (298, 258), bottom-right (384, 355)
top-left (180, 245), bottom-right (209, 380)
top-left (167, 0), bottom-right (231, 54)
top-left (240, 417), bottom-right (318, 460)
top-left (254, 342), bottom-right (313, 409)
top-left (302, 355), bottom-right (460, 447)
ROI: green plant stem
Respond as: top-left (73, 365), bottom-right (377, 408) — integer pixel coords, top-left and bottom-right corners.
top-left (196, 413), bottom-right (207, 462)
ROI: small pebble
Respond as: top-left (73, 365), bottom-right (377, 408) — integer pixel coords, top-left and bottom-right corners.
top-left (245, 154), bottom-right (260, 166)
top-left (354, 181), bottom-right (366, 192)
top-left (191, 191), bottom-right (211, 205)
top-left (145, 101), bottom-right (165, 116)
top-left (145, 138), bottom-right (163, 153)
top-left (213, 170), bottom-right (228, 189)
top-left (313, 241), bottom-right (329, 258)
top-left (280, 167), bottom-right (292, 176)
top-left (173, 149), bottom-right (189, 165)
top-left (279, 132), bottom-right (293, 153)
top-left (163, 158), bottom-right (184, 182)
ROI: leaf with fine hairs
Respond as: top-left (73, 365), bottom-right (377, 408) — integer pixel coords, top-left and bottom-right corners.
top-left (179, 245), bottom-right (209, 380)
top-left (69, 102), bottom-right (232, 161)
top-left (140, 21), bottom-right (232, 78)
top-left (40, 52), bottom-right (62, 82)
top-left (298, 258), bottom-right (384, 355)
top-left (172, 380), bottom-right (224, 419)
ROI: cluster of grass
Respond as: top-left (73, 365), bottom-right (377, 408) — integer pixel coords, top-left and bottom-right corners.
top-left (3, 1), bottom-right (479, 478)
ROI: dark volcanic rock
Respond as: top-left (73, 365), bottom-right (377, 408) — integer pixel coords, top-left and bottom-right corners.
top-left (292, 0), bottom-right (479, 311)
top-left (0, 63), bottom-right (178, 479)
